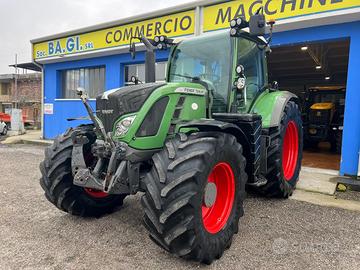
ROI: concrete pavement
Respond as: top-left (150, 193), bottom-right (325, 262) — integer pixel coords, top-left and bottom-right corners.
top-left (1, 130), bottom-right (52, 146)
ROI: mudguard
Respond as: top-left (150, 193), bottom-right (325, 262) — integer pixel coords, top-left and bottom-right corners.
top-left (179, 119), bottom-right (248, 144)
top-left (250, 90), bottom-right (299, 128)
top-left (178, 119), bottom-right (251, 159)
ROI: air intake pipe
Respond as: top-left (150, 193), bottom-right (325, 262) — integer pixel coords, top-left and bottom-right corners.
top-left (141, 33), bottom-right (156, 83)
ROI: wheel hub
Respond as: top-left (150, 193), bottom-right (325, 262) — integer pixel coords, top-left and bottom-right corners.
top-left (203, 182), bottom-right (217, 207)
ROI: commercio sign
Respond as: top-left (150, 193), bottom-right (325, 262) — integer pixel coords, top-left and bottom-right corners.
top-left (33, 10), bottom-right (194, 60)
top-left (33, 0), bottom-right (359, 60)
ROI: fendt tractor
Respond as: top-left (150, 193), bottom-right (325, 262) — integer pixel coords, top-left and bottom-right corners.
top-left (40, 12), bottom-right (303, 264)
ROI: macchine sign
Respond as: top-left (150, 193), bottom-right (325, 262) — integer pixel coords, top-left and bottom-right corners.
top-left (203, 0), bottom-right (360, 32)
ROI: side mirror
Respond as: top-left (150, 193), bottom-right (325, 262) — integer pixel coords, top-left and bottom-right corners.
top-left (130, 76), bottom-right (139, 85)
top-left (249, 13), bottom-right (266, 36)
top-left (271, 81), bottom-right (279, 90)
top-left (129, 42), bottom-right (136, 59)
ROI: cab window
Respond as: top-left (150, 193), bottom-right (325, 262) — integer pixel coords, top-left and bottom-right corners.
top-left (236, 38), bottom-right (265, 102)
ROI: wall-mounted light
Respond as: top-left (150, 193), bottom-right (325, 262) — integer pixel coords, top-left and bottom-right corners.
top-left (301, 46), bottom-right (308, 51)
top-left (325, 76), bottom-right (331, 80)
top-left (316, 65), bottom-right (322, 70)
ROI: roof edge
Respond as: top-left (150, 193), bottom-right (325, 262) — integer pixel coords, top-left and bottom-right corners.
top-left (30, 0), bottom-right (222, 44)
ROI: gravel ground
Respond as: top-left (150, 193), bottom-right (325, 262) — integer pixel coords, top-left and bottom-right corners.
top-left (1, 144), bottom-right (360, 270)
top-left (336, 190), bottom-right (360, 202)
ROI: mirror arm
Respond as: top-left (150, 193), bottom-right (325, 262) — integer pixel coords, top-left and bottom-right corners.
top-left (140, 32), bottom-right (156, 52)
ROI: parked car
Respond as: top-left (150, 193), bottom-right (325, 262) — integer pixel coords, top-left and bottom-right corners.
top-left (0, 120), bottom-right (7, 135)
top-left (0, 111), bottom-right (29, 128)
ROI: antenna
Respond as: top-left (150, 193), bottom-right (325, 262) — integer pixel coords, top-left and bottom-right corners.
top-left (267, 19), bottom-right (276, 45)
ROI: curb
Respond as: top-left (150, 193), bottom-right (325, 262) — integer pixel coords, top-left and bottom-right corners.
top-left (22, 139), bottom-right (53, 146)
top-left (1, 139), bottom-right (53, 146)
top-left (291, 189), bottom-right (360, 212)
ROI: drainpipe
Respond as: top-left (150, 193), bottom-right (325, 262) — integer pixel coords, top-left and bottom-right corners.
top-left (32, 60), bottom-right (44, 139)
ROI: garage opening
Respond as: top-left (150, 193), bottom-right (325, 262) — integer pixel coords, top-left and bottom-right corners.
top-left (268, 39), bottom-right (350, 171)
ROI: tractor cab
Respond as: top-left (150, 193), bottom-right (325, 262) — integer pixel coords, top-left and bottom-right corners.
top-left (167, 30), bottom-right (268, 113)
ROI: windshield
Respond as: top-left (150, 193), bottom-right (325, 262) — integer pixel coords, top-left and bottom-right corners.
top-left (168, 31), bottom-right (232, 112)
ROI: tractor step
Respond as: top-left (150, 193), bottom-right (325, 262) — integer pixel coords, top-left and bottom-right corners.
top-left (247, 175), bottom-right (268, 187)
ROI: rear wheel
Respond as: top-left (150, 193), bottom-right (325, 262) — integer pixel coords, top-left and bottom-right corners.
top-left (141, 132), bottom-right (247, 264)
top-left (39, 125), bottom-right (126, 217)
top-left (257, 101), bottom-right (303, 197)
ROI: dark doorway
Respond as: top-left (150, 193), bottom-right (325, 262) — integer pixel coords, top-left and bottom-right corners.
top-left (268, 39), bottom-right (350, 171)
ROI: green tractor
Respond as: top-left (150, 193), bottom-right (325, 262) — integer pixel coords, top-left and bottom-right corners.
top-left (40, 14), bottom-right (303, 264)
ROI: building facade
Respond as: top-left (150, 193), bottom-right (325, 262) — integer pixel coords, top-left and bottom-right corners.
top-left (31, 0), bottom-right (360, 176)
top-left (0, 73), bottom-right (42, 127)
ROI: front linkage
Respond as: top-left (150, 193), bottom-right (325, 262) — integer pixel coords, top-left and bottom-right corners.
top-left (71, 88), bottom-right (141, 196)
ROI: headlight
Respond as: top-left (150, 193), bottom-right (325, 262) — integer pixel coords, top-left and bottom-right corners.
top-left (114, 115), bottom-right (136, 137)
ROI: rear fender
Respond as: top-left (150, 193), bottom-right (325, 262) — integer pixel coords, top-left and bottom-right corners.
top-left (251, 90), bottom-right (299, 128)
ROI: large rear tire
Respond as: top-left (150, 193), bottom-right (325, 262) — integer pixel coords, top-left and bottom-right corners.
top-left (141, 132), bottom-right (247, 264)
top-left (257, 101), bottom-right (303, 198)
top-left (39, 125), bottom-right (126, 217)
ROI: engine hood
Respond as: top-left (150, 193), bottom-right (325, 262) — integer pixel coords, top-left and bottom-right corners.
top-left (96, 83), bottom-right (166, 132)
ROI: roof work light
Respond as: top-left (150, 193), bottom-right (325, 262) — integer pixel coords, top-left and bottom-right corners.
top-left (152, 35), bottom-right (175, 50)
top-left (230, 17), bottom-right (249, 37)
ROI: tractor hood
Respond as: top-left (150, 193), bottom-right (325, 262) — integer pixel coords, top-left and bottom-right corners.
top-left (96, 83), bottom-right (166, 132)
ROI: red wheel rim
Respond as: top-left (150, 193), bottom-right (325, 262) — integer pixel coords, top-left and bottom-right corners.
top-left (202, 162), bottom-right (235, 234)
top-left (84, 188), bottom-right (109, 198)
top-left (282, 121), bottom-right (299, 181)
top-left (83, 151), bottom-right (109, 199)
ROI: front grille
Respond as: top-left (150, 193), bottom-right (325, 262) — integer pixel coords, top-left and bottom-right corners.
top-left (309, 109), bottom-right (331, 125)
top-left (136, 96), bottom-right (169, 137)
top-left (96, 83), bottom-right (165, 132)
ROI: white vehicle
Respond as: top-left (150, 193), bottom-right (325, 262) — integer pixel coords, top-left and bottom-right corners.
top-left (0, 120), bottom-right (7, 135)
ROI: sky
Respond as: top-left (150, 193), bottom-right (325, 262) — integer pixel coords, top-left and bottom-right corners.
top-left (0, 0), bottom-right (194, 74)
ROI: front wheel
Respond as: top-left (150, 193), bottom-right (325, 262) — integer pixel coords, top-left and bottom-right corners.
top-left (2, 126), bottom-right (7, 135)
top-left (141, 132), bottom-right (247, 264)
top-left (39, 125), bottom-right (126, 217)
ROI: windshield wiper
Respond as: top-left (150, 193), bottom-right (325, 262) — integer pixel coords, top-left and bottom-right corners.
top-left (170, 73), bottom-right (200, 81)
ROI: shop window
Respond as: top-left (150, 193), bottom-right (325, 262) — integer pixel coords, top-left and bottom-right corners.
top-left (124, 62), bottom-right (167, 85)
top-left (1, 103), bottom-right (12, 113)
top-left (61, 66), bottom-right (105, 99)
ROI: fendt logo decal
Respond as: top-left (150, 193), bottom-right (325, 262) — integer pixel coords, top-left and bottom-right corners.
top-left (101, 110), bottom-right (114, 114)
top-left (175, 87), bottom-right (206, 96)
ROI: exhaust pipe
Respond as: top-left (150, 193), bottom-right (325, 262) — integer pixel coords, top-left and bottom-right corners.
top-left (145, 50), bottom-right (156, 83)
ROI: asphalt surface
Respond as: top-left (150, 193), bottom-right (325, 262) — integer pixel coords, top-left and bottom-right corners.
top-left (1, 144), bottom-right (360, 270)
